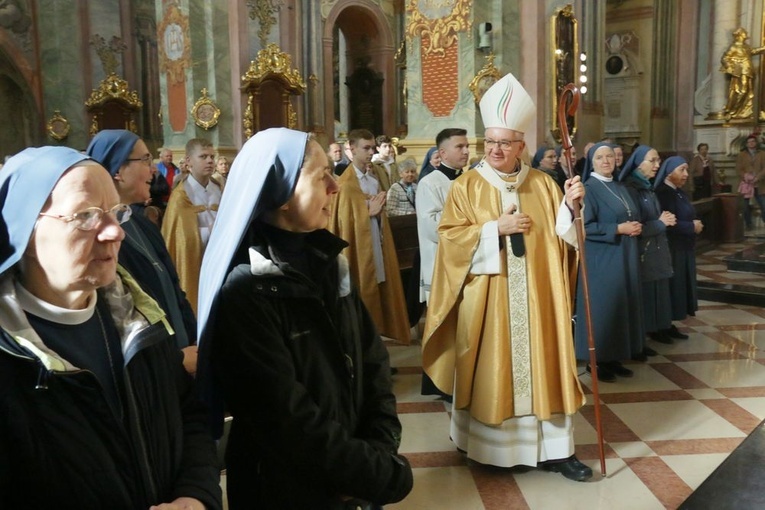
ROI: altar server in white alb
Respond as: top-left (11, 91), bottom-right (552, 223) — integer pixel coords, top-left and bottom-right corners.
top-left (421, 73), bottom-right (592, 481)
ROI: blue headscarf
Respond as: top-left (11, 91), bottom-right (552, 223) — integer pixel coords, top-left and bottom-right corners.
top-left (418, 146), bottom-right (439, 182)
top-left (197, 127), bottom-right (308, 347)
top-left (85, 129), bottom-right (140, 176)
top-left (532, 146), bottom-right (552, 169)
top-left (581, 142), bottom-right (615, 182)
top-left (0, 147), bottom-right (93, 275)
top-left (655, 155), bottom-right (687, 189)
top-left (617, 144), bottom-right (652, 183)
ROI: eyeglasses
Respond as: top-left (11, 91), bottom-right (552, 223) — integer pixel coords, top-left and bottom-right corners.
top-left (485, 139), bottom-right (523, 151)
top-left (125, 154), bottom-right (153, 165)
top-left (39, 204), bottom-right (132, 231)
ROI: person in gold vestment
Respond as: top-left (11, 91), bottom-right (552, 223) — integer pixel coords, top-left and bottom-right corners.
top-left (422, 73), bottom-right (591, 481)
top-left (328, 129), bottom-right (411, 344)
top-left (162, 138), bottom-right (222, 314)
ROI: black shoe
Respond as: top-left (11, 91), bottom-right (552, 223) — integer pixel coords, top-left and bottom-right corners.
top-left (631, 351), bottom-right (647, 362)
top-left (667, 325), bottom-right (689, 340)
top-left (648, 331), bottom-right (673, 344)
top-left (604, 361), bottom-right (634, 378)
top-left (643, 346), bottom-right (658, 356)
top-left (539, 455), bottom-right (593, 482)
top-left (586, 364), bottom-right (616, 383)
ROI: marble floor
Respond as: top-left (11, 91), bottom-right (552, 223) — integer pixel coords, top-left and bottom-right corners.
top-left (220, 233), bottom-right (765, 509)
top-left (382, 236), bottom-right (765, 509)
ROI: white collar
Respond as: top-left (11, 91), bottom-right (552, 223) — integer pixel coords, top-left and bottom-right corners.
top-left (590, 172), bottom-right (614, 182)
top-left (14, 280), bottom-right (96, 325)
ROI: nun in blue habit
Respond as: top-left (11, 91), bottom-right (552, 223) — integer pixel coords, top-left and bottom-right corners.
top-left (575, 142), bottom-right (644, 382)
top-left (86, 129), bottom-right (197, 360)
top-left (655, 156), bottom-right (699, 338)
top-left (0, 147), bottom-right (221, 509)
top-left (417, 146), bottom-right (440, 182)
top-left (196, 128), bottom-right (413, 510)
top-left (619, 145), bottom-right (676, 346)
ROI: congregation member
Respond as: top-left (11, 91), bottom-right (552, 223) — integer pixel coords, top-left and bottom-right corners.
top-left (156, 147), bottom-right (180, 205)
top-left (386, 157), bottom-right (418, 216)
top-left (327, 141), bottom-right (344, 172)
top-left (162, 138), bottom-right (222, 314)
top-left (422, 73), bottom-right (591, 481)
top-left (86, 129), bottom-right (198, 374)
top-left (656, 156), bottom-right (702, 339)
top-left (418, 146), bottom-right (441, 181)
top-left (554, 143), bottom-right (577, 181)
top-left (371, 134), bottom-right (397, 192)
top-left (328, 129), bottom-right (410, 344)
top-left (196, 128), bottom-right (413, 509)
top-left (736, 134), bottom-right (765, 229)
top-left (0, 147), bottom-right (221, 509)
top-left (620, 145), bottom-right (677, 347)
top-left (213, 155), bottom-right (230, 184)
top-left (531, 145), bottom-right (565, 191)
top-left (333, 140), bottom-right (354, 176)
top-left (576, 143), bottom-right (644, 381)
top-left (613, 144), bottom-right (624, 173)
top-left (689, 143), bottom-right (717, 199)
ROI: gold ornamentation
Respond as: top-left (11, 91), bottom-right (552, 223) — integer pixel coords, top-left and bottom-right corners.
top-left (247, 0), bottom-right (281, 48)
top-left (46, 110), bottom-right (70, 141)
top-left (242, 43), bottom-right (306, 92)
top-left (157, 3), bottom-right (191, 85)
top-left (191, 88), bottom-right (221, 130)
top-left (550, 4), bottom-right (579, 142)
top-left (469, 52), bottom-right (501, 104)
top-left (243, 101), bottom-right (254, 139)
top-left (718, 27), bottom-right (765, 120)
top-left (85, 72), bottom-right (143, 110)
top-left (405, 0), bottom-right (472, 57)
top-left (288, 103), bottom-right (297, 128)
top-left (90, 35), bottom-right (126, 76)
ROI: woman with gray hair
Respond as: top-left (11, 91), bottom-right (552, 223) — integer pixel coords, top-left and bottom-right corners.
top-left (386, 157), bottom-right (419, 216)
top-left (0, 147), bottom-right (221, 509)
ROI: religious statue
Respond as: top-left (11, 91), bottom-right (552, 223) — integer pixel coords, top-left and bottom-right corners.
top-left (720, 27), bottom-right (765, 119)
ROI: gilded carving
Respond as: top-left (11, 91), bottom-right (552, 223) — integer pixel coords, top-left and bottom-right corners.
top-left (90, 35), bottom-right (126, 76)
top-left (469, 52), bottom-right (501, 104)
top-left (85, 73), bottom-right (143, 110)
top-left (191, 88), bottom-right (221, 130)
top-left (243, 101), bottom-right (254, 139)
top-left (550, 4), bottom-right (579, 142)
top-left (157, 3), bottom-right (191, 85)
top-left (288, 103), bottom-right (297, 129)
top-left (405, 0), bottom-right (472, 57)
top-left (247, 0), bottom-right (281, 48)
top-left (242, 43), bottom-right (306, 92)
top-left (46, 110), bottom-right (70, 141)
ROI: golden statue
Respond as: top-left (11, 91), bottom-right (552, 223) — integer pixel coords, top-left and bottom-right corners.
top-left (720, 28), bottom-right (765, 119)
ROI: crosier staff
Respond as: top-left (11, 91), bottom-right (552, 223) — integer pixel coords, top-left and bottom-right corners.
top-left (558, 83), bottom-right (607, 477)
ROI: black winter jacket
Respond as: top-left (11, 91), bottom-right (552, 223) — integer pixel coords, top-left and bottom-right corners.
top-left (0, 269), bottom-right (222, 510)
top-left (211, 227), bottom-right (413, 509)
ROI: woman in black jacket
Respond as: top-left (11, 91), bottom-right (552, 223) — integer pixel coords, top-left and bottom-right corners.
top-left (0, 147), bottom-right (221, 510)
top-left (196, 128), bottom-right (413, 510)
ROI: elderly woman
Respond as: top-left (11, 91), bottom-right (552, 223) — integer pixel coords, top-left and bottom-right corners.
top-left (87, 129), bottom-right (198, 374)
top-left (386, 157), bottom-right (418, 216)
top-left (655, 156), bottom-right (703, 339)
top-left (619, 145), bottom-right (677, 347)
top-left (575, 143), bottom-right (644, 382)
top-left (0, 147), bottom-right (221, 509)
top-left (531, 145), bottom-right (565, 191)
top-left (417, 146), bottom-right (441, 182)
top-left (196, 128), bottom-right (413, 509)
top-left (213, 155), bottom-right (229, 183)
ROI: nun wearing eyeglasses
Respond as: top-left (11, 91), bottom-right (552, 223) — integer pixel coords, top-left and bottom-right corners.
top-left (196, 128), bottom-right (413, 509)
top-left (87, 130), bottom-right (198, 375)
top-left (619, 145), bottom-right (677, 347)
top-left (0, 147), bottom-right (221, 509)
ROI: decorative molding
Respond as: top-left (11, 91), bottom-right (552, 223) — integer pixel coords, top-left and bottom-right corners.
top-left (469, 52), bottom-right (501, 104)
top-left (90, 35), bottom-right (126, 76)
top-left (190, 88), bottom-right (220, 130)
top-left (405, 0), bottom-right (472, 57)
top-left (85, 73), bottom-right (143, 110)
top-left (46, 110), bottom-right (70, 141)
top-left (247, 0), bottom-right (282, 47)
top-left (242, 43), bottom-right (306, 92)
top-left (157, 3), bottom-right (191, 85)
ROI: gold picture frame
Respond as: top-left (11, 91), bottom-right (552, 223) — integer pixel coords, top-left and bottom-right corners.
top-left (157, 3), bottom-right (191, 85)
top-left (47, 110), bottom-right (71, 141)
top-left (550, 4), bottom-right (579, 142)
top-left (191, 88), bottom-right (220, 130)
top-left (405, 0), bottom-right (472, 57)
top-left (469, 52), bottom-right (501, 104)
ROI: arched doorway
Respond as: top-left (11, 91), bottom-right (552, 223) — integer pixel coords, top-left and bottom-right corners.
top-left (0, 48), bottom-right (40, 157)
top-left (323, 0), bottom-right (395, 140)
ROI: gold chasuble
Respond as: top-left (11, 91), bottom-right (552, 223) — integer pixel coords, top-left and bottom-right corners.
top-left (328, 169), bottom-right (411, 344)
top-left (161, 178), bottom-right (220, 315)
top-left (422, 161), bottom-right (585, 426)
